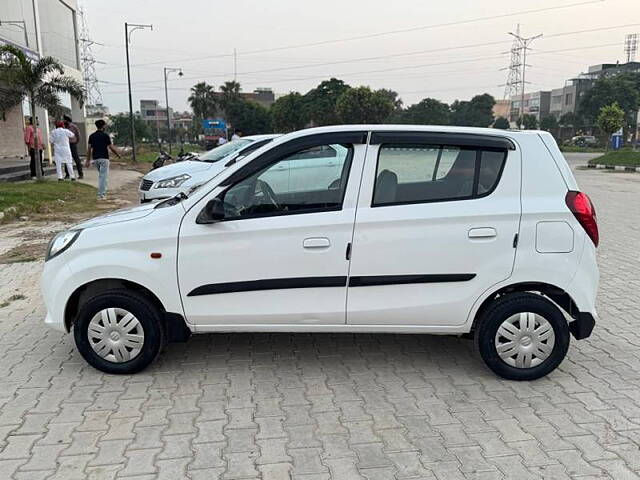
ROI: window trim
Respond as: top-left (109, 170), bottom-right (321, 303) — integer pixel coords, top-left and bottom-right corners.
top-left (369, 131), bottom-right (516, 150)
top-left (371, 143), bottom-right (508, 208)
top-left (216, 144), bottom-right (355, 222)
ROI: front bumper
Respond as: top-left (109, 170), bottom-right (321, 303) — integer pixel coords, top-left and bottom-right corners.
top-left (569, 311), bottom-right (596, 340)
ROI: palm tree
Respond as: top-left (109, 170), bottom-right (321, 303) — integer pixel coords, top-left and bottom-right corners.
top-left (218, 80), bottom-right (241, 113)
top-left (0, 45), bottom-right (85, 179)
top-left (188, 82), bottom-right (216, 120)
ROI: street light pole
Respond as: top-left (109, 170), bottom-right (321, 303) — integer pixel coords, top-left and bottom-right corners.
top-left (124, 22), bottom-right (152, 162)
top-left (163, 67), bottom-right (182, 155)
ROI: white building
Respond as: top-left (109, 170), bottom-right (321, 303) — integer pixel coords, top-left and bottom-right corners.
top-left (0, 0), bottom-right (85, 162)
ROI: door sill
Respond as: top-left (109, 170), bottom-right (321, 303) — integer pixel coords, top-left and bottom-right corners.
top-left (193, 323), bottom-right (471, 334)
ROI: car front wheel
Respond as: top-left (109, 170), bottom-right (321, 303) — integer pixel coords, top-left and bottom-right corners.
top-left (475, 292), bottom-right (570, 380)
top-left (73, 289), bottom-right (164, 374)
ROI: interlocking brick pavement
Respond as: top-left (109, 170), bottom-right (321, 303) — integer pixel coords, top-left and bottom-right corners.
top-left (0, 163), bottom-right (639, 479)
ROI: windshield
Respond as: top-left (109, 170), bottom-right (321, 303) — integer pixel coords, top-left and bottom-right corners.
top-left (198, 139), bottom-right (252, 163)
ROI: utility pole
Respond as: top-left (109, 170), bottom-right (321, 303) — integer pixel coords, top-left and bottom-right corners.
top-left (125, 22), bottom-right (152, 162)
top-left (163, 67), bottom-right (183, 154)
top-left (233, 48), bottom-right (237, 81)
top-left (508, 29), bottom-right (542, 129)
top-left (79, 8), bottom-right (104, 109)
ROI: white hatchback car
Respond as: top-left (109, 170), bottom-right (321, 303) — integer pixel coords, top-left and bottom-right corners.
top-left (42, 125), bottom-right (599, 380)
top-left (138, 134), bottom-right (279, 202)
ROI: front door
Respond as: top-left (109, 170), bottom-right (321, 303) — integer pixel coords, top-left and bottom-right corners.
top-left (177, 133), bottom-right (367, 328)
top-left (347, 132), bottom-right (521, 326)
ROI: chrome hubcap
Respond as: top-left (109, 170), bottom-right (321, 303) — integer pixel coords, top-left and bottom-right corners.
top-left (495, 312), bottom-right (555, 368)
top-left (88, 308), bottom-right (145, 363)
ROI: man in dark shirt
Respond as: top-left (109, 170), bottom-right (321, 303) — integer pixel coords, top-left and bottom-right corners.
top-left (63, 115), bottom-right (83, 179)
top-left (86, 119), bottom-right (121, 200)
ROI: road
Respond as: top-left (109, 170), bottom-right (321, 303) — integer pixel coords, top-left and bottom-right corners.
top-left (0, 155), bottom-right (639, 480)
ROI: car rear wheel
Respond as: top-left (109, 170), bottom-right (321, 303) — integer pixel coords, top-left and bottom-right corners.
top-left (73, 289), bottom-right (164, 374)
top-left (475, 293), bottom-right (570, 380)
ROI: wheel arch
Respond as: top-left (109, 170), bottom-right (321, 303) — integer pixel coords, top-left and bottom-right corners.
top-left (470, 281), bottom-right (580, 335)
top-left (64, 278), bottom-right (167, 333)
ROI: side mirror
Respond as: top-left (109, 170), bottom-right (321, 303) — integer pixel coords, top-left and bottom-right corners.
top-left (196, 197), bottom-right (225, 224)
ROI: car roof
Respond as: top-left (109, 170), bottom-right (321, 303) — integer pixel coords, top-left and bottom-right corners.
top-left (271, 124), bottom-right (544, 142)
top-left (243, 134), bottom-right (282, 141)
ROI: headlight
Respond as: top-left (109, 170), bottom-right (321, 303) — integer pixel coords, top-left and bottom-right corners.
top-left (155, 174), bottom-right (191, 189)
top-left (46, 230), bottom-right (81, 261)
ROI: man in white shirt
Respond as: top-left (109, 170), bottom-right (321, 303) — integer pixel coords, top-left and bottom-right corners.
top-left (231, 129), bottom-right (242, 141)
top-left (49, 121), bottom-right (76, 180)
top-left (217, 135), bottom-right (228, 146)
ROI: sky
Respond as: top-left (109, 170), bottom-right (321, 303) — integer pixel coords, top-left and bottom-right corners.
top-left (84, 0), bottom-right (640, 114)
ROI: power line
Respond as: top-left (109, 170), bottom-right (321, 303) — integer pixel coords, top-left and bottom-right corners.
top-left (95, 0), bottom-right (605, 72)
top-left (508, 28), bottom-right (543, 127)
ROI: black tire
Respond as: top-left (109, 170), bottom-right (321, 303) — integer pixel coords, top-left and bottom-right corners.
top-left (475, 292), bottom-right (570, 381)
top-left (73, 289), bottom-right (164, 374)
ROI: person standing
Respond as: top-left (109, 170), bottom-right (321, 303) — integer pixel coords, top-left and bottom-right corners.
top-left (231, 129), bottom-right (242, 141)
top-left (217, 135), bottom-right (228, 146)
top-left (86, 119), bottom-right (121, 200)
top-left (24, 117), bottom-right (44, 179)
top-left (63, 115), bottom-right (83, 179)
top-left (49, 121), bottom-right (76, 181)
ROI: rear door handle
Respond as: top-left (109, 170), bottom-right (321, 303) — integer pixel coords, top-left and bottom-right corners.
top-left (468, 227), bottom-right (497, 238)
top-left (303, 237), bottom-right (331, 249)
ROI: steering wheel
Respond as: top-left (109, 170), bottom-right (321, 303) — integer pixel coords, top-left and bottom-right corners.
top-left (256, 180), bottom-right (279, 209)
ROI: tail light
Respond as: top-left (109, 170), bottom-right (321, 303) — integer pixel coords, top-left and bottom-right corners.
top-left (565, 191), bottom-right (599, 247)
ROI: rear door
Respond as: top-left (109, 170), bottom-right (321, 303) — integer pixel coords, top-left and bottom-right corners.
top-left (347, 131), bottom-right (521, 326)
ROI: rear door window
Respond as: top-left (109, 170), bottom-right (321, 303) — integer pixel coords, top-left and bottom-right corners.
top-left (373, 144), bottom-right (507, 206)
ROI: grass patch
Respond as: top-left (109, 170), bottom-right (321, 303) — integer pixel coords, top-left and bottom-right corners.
top-left (588, 150), bottom-right (640, 167)
top-left (560, 145), bottom-right (605, 153)
top-left (0, 179), bottom-right (97, 223)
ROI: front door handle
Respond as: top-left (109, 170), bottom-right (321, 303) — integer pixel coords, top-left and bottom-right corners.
top-left (303, 237), bottom-right (331, 249)
top-left (468, 227), bottom-right (497, 239)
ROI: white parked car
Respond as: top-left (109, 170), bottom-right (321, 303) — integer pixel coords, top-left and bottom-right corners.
top-left (138, 135), bottom-right (279, 202)
top-left (41, 125), bottom-right (599, 380)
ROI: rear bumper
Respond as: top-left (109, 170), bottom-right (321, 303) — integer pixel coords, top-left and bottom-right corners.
top-left (569, 311), bottom-right (596, 340)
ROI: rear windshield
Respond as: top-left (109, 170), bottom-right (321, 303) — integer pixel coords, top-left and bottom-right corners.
top-left (199, 139), bottom-right (252, 162)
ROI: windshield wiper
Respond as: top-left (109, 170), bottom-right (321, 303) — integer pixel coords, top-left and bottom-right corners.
top-left (155, 191), bottom-right (188, 208)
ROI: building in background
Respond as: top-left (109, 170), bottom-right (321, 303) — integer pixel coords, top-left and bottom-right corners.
top-left (0, 0), bottom-right (85, 163)
top-left (492, 99), bottom-right (511, 122)
top-left (509, 91), bottom-right (551, 125)
top-left (140, 99), bottom-right (173, 134)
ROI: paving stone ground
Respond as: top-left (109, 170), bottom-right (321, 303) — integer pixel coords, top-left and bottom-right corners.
top-left (0, 158), bottom-right (639, 479)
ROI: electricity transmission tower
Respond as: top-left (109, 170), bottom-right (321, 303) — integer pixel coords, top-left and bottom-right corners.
top-left (625, 34), bottom-right (638, 63)
top-left (502, 24), bottom-right (523, 100)
top-left (78, 6), bottom-right (104, 109)
top-left (505, 27), bottom-right (542, 128)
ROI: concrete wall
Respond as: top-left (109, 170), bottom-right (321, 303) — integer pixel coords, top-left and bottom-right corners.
top-left (0, 103), bottom-right (27, 160)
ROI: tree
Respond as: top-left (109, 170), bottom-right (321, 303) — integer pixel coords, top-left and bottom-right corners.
top-left (392, 98), bottom-right (450, 125)
top-left (450, 93), bottom-right (495, 127)
top-left (596, 102), bottom-right (625, 151)
top-left (109, 113), bottom-right (151, 147)
top-left (376, 88), bottom-right (403, 111)
top-left (540, 115), bottom-right (558, 132)
top-left (188, 82), bottom-right (217, 120)
top-left (579, 73), bottom-right (640, 134)
top-left (224, 98), bottom-right (272, 135)
top-left (559, 112), bottom-right (580, 128)
top-left (303, 78), bottom-right (351, 126)
top-left (522, 114), bottom-right (538, 130)
top-left (335, 86), bottom-right (395, 124)
top-left (0, 44), bottom-right (85, 178)
top-left (271, 92), bottom-right (309, 132)
top-left (493, 117), bottom-right (510, 129)
top-left (218, 80), bottom-right (242, 113)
